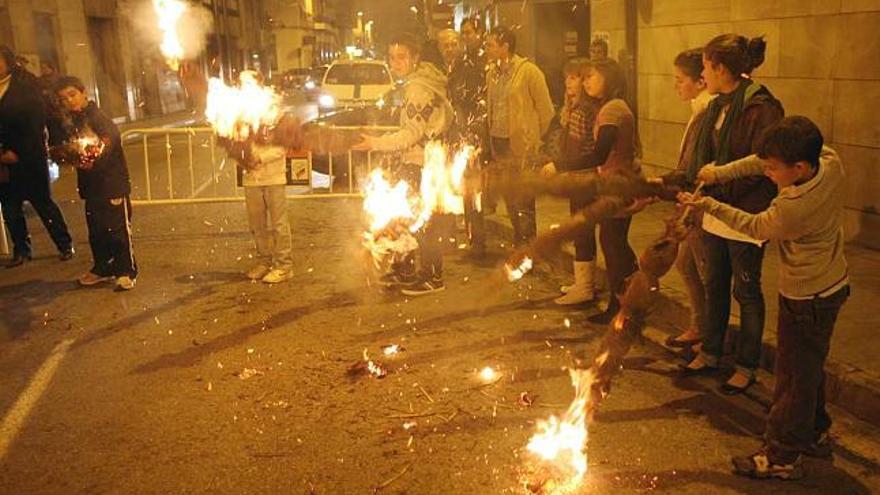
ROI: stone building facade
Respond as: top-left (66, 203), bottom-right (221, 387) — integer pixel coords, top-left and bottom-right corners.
top-left (595, 0), bottom-right (880, 248)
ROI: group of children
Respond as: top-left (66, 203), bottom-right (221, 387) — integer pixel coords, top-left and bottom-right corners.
top-left (536, 33), bottom-right (847, 480)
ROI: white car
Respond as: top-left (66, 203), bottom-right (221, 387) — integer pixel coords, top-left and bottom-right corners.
top-left (318, 60), bottom-right (394, 111)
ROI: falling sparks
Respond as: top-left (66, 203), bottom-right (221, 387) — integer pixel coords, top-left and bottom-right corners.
top-left (153, 0), bottom-right (186, 70)
top-left (525, 368), bottom-right (595, 494)
top-left (505, 256), bottom-right (533, 282)
top-left (205, 71), bottom-right (280, 141)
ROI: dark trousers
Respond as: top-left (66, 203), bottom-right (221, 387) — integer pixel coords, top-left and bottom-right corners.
top-left (0, 184), bottom-right (72, 256)
top-left (570, 197), bottom-right (597, 262)
top-left (599, 216), bottom-right (637, 302)
top-left (490, 137), bottom-right (536, 246)
top-left (85, 196), bottom-right (137, 278)
top-left (463, 186), bottom-right (485, 249)
top-left (390, 163), bottom-right (445, 279)
top-left (766, 286), bottom-right (849, 462)
top-left (698, 232), bottom-right (766, 372)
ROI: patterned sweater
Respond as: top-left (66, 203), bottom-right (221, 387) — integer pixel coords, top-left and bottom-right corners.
top-left (372, 62), bottom-right (453, 165)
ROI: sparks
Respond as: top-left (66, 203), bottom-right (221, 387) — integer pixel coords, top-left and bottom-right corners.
top-left (153, 0), bottom-right (186, 70)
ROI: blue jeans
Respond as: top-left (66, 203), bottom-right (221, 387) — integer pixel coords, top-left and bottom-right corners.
top-left (697, 231), bottom-right (766, 375)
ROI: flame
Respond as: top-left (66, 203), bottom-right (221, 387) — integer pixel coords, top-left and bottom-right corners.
top-left (363, 168), bottom-right (416, 232)
top-left (479, 366), bottom-right (498, 382)
top-left (362, 349), bottom-right (388, 378)
top-left (361, 142), bottom-right (473, 268)
top-left (70, 131), bottom-right (105, 168)
top-left (526, 368), bottom-right (595, 494)
top-left (153, 0), bottom-right (186, 70)
top-left (505, 256), bottom-right (533, 282)
top-left (382, 344), bottom-right (401, 356)
top-left (205, 72), bottom-right (281, 141)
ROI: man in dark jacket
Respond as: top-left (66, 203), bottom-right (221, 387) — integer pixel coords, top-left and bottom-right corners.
top-left (0, 45), bottom-right (74, 268)
top-left (53, 75), bottom-right (137, 291)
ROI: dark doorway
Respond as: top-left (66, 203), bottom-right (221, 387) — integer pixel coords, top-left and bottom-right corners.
top-left (532, 1), bottom-right (590, 105)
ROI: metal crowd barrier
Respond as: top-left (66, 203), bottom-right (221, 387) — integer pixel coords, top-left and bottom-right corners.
top-left (120, 125), bottom-right (400, 206)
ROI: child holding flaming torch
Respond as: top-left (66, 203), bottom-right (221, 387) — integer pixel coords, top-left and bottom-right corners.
top-left (52, 76), bottom-right (137, 291)
top-left (223, 116), bottom-right (300, 284)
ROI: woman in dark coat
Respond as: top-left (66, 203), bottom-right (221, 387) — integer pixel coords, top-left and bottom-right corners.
top-left (0, 45), bottom-right (73, 267)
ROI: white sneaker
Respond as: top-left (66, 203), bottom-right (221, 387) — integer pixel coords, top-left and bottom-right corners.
top-left (115, 276), bottom-right (136, 291)
top-left (262, 268), bottom-right (292, 284)
top-left (246, 264), bottom-right (270, 280)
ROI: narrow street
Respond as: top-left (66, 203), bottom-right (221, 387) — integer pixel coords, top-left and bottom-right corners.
top-left (1, 199), bottom-right (878, 494)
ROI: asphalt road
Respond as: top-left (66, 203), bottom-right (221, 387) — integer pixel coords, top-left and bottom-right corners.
top-left (1, 198), bottom-right (879, 494)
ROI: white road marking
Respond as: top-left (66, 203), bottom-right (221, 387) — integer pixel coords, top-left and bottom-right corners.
top-left (0, 338), bottom-right (74, 460)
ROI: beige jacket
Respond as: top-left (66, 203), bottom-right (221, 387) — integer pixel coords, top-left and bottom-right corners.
top-left (487, 55), bottom-right (555, 166)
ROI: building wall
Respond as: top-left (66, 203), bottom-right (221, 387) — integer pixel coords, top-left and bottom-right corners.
top-left (591, 0), bottom-right (880, 248)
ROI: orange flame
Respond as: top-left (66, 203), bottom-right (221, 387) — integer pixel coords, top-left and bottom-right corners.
top-left (526, 367), bottom-right (597, 494)
top-left (362, 142), bottom-right (472, 266)
top-left (153, 0), bottom-right (186, 70)
top-left (205, 72), bottom-right (280, 141)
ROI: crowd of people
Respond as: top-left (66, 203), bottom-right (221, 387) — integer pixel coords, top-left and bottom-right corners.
top-left (345, 20), bottom-right (849, 482)
top-left (0, 17), bottom-right (851, 482)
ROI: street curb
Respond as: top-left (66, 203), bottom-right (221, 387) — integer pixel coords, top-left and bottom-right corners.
top-left (483, 214), bottom-right (880, 428)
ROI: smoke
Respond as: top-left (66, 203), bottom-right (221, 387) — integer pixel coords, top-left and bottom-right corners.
top-left (123, 0), bottom-right (214, 63)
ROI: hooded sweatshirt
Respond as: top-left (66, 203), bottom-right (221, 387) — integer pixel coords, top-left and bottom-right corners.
top-left (371, 62), bottom-right (452, 165)
top-left (699, 146), bottom-right (848, 299)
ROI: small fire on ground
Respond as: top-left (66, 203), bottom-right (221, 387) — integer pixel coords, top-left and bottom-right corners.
top-left (523, 366), bottom-right (599, 494)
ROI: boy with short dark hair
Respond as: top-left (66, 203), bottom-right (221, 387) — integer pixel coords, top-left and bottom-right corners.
top-left (53, 76), bottom-right (137, 291)
top-left (682, 116), bottom-right (849, 480)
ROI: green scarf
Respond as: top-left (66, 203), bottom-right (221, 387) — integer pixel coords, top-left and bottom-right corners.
top-left (687, 79), bottom-right (762, 181)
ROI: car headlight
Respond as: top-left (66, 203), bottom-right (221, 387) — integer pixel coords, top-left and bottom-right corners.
top-left (318, 94), bottom-right (335, 108)
top-left (304, 80), bottom-right (316, 90)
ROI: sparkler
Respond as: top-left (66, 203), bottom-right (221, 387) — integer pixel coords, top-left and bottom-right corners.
top-left (205, 71), bottom-right (281, 141)
top-left (153, 0), bottom-right (186, 70)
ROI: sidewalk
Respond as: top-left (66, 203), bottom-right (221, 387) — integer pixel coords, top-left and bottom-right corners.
top-left (486, 195), bottom-right (880, 426)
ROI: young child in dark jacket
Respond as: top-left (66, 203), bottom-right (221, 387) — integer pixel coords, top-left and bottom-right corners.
top-left (53, 76), bottom-right (137, 291)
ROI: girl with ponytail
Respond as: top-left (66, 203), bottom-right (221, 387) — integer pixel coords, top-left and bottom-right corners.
top-left (680, 34), bottom-right (784, 396)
